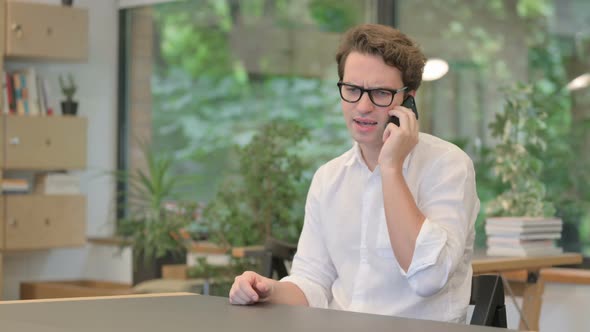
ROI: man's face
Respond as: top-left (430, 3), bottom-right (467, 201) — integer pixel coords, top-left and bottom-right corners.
top-left (341, 52), bottom-right (406, 150)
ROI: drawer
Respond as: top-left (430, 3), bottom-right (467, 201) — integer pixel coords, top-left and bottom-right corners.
top-left (5, 2), bottom-right (88, 60)
top-left (3, 195), bottom-right (86, 250)
top-left (3, 116), bottom-right (87, 170)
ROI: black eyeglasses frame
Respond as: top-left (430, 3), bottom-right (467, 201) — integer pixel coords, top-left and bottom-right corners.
top-left (337, 82), bottom-right (408, 107)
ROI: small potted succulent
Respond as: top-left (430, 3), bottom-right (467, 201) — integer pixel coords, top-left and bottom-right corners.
top-left (59, 74), bottom-right (78, 116)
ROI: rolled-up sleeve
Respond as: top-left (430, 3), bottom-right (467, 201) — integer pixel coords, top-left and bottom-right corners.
top-left (401, 150), bottom-right (479, 297)
top-left (281, 168), bottom-right (337, 308)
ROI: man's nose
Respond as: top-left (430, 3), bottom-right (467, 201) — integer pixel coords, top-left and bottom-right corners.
top-left (357, 92), bottom-right (375, 113)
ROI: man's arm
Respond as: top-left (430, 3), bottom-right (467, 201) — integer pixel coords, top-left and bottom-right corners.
top-left (385, 148), bottom-right (479, 297)
top-left (381, 167), bottom-right (425, 271)
top-left (230, 167), bottom-right (336, 307)
top-left (379, 107), bottom-right (424, 271)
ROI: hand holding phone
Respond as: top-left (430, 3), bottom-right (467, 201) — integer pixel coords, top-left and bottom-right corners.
top-left (389, 95), bottom-right (419, 126)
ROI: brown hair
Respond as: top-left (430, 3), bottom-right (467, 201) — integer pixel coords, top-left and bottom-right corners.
top-left (335, 24), bottom-right (426, 91)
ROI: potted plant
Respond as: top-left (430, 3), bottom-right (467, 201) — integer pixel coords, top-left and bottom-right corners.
top-left (484, 83), bottom-right (559, 256)
top-left (115, 144), bottom-right (196, 284)
top-left (202, 120), bottom-right (309, 249)
top-left (59, 74), bottom-right (78, 116)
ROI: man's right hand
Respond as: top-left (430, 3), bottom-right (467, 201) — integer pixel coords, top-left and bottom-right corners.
top-left (229, 271), bottom-right (275, 305)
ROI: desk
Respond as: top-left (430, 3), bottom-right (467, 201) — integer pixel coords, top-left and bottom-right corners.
top-left (230, 246), bottom-right (583, 331)
top-left (472, 253), bottom-right (583, 331)
top-left (0, 293), bottom-right (510, 332)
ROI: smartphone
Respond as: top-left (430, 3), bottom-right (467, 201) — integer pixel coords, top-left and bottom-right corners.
top-left (389, 95), bottom-right (419, 126)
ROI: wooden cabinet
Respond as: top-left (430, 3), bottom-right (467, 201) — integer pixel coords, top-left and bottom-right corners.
top-left (0, 115), bottom-right (88, 250)
top-left (0, 0), bottom-right (90, 298)
top-left (2, 195), bottom-right (86, 250)
top-left (2, 116), bottom-right (87, 170)
top-left (4, 1), bottom-right (88, 60)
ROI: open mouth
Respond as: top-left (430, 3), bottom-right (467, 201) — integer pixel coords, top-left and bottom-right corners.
top-left (353, 119), bottom-right (378, 126)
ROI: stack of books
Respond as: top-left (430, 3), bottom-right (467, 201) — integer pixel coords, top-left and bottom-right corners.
top-left (485, 217), bottom-right (563, 257)
top-left (1, 178), bottom-right (29, 193)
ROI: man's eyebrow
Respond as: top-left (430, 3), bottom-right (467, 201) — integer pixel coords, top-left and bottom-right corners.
top-left (342, 82), bottom-right (395, 90)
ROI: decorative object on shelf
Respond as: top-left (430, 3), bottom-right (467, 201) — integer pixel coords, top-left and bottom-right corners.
top-left (485, 83), bottom-right (560, 256)
top-left (59, 74), bottom-right (78, 115)
top-left (61, 0), bottom-right (74, 6)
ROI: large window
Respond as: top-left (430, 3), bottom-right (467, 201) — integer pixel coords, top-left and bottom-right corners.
top-left (119, 0), bottom-right (590, 255)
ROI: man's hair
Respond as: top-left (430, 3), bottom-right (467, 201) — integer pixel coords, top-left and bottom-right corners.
top-left (335, 24), bottom-right (426, 91)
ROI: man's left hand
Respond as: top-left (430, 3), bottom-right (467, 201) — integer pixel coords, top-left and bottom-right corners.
top-left (378, 106), bottom-right (419, 171)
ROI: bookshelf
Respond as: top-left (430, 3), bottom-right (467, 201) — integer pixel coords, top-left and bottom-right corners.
top-left (0, 0), bottom-right (89, 298)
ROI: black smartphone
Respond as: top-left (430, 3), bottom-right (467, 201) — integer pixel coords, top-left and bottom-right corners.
top-left (389, 95), bottom-right (419, 126)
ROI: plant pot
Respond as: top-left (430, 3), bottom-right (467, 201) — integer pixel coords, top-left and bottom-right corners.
top-left (133, 250), bottom-right (187, 285)
top-left (61, 101), bottom-right (78, 116)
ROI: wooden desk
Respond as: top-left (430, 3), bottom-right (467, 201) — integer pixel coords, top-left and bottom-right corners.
top-left (230, 246), bottom-right (583, 331)
top-left (472, 253), bottom-right (583, 331)
top-left (0, 293), bottom-right (512, 332)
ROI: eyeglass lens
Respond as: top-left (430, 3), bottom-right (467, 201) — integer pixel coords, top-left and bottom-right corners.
top-left (339, 84), bottom-right (394, 107)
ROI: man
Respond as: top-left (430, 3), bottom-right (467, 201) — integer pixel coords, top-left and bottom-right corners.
top-left (229, 24), bottom-right (479, 323)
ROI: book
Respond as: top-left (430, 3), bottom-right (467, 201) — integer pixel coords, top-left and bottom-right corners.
top-left (2, 72), bottom-right (8, 114)
top-left (23, 68), bottom-right (40, 115)
top-left (488, 233), bottom-right (562, 240)
top-left (486, 246), bottom-right (563, 257)
top-left (487, 238), bottom-right (555, 248)
top-left (1, 178), bottom-right (30, 193)
top-left (486, 217), bottom-right (562, 227)
top-left (34, 173), bottom-right (80, 194)
top-left (5, 71), bottom-right (15, 114)
top-left (485, 225), bottom-right (562, 235)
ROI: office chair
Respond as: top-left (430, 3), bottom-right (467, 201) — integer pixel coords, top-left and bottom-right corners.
top-left (470, 274), bottom-right (507, 328)
top-left (261, 237), bottom-right (297, 279)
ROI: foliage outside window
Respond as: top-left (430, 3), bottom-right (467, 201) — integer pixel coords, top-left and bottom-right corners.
top-left (124, 0), bottom-right (590, 256)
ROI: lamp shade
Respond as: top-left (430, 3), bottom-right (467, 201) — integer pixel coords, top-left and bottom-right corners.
top-left (422, 58), bottom-right (449, 81)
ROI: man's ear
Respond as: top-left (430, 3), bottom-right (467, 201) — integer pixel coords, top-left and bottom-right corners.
top-left (408, 90), bottom-right (417, 97)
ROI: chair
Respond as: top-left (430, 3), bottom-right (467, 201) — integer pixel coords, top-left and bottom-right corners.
top-left (261, 237), bottom-right (297, 279)
top-left (470, 274), bottom-right (507, 328)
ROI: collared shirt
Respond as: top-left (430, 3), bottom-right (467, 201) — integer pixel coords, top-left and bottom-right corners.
top-left (281, 133), bottom-right (479, 323)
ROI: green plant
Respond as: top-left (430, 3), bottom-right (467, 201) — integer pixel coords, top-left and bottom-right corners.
top-left (58, 74), bottom-right (77, 102)
top-left (202, 120), bottom-right (310, 248)
top-left (115, 145), bottom-right (194, 266)
top-left (486, 83), bottom-right (555, 218)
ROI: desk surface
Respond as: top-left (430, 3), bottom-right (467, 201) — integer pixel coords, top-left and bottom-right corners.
top-left (231, 245), bottom-right (584, 274)
top-left (472, 252), bottom-right (582, 274)
top-left (0, 293), bottom-right (509, 332)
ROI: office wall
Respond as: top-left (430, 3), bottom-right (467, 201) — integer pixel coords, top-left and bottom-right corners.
top-left (2, 0), bottom-right (131, 300)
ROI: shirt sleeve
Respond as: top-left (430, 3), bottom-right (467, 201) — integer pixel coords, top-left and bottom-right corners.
top-left (400, 149), bottom-right (479, 297)
top-left (280, 167), bottom-right (337, 308)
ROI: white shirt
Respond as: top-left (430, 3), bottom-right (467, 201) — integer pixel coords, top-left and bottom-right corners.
top-left (281, 133), bottom-right (479, 323)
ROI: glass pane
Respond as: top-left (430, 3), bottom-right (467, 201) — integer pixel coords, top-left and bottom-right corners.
top-left (398, 0), bottom-right (590, 252)
top-left (146, 0), bottom-right (369, 201)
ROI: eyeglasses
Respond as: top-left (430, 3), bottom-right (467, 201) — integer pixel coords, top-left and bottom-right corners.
top-left (337, 82), bottom-right (407, 107)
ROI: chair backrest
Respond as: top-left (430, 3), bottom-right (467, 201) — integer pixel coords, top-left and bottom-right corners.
top-left (470, 274), bottom-right (507, 328)
top-left (261, 237), bottom-right (297, 279)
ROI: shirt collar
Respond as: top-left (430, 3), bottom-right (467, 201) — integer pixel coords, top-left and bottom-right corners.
top-left (344, 141), bottom-right (415, 171)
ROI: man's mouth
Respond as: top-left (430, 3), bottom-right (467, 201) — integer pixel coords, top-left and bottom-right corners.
top-left (353, 119), bottom-right (378, 126)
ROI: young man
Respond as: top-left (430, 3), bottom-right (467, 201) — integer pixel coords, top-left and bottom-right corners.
top-left (229, 24), bottom-right (479, 323)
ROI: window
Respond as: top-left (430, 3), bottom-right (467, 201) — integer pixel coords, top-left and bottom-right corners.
top-left (119, 0), bottom-right (590, 255)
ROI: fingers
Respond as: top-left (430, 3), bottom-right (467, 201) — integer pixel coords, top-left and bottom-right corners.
top-left (229, 271), bottom-right (261, 305)
top-left (388, 108), bottom-right (418, 136)
top-left (254, 281), bottom-right (273, 301)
